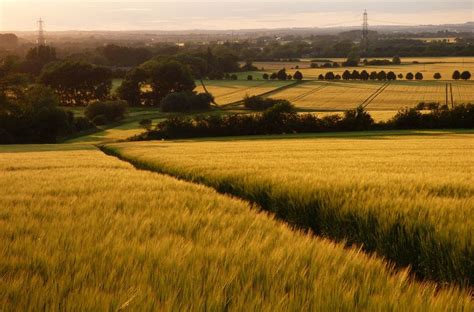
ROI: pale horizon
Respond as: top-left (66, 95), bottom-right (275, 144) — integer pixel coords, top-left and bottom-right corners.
top-left (1, 0), bottom-right (473, 32)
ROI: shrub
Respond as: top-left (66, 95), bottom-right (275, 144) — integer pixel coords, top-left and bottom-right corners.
top-left (230, 74), bottom-right (238, 80)
top-left (160, 92), bottom-right (213, 112)
top-left (369, 72), bottom-right (377, 80)
top-left (342, 70), bottom-right (351, 80)
top-left (243, 96), bottom-right (290, 111)
top-left (415, 72), bottom-right (424, 80)
top-left (262, 73), bottom-right (269, 80)
top-left (85, 100), bottom-right (128, 124)
top-left (270, 73), bottom-right (277, 80)
top-left (433, 73), bottom-right (442, 80)
top-left (318, 74), bottom-right (325, 80)
top-left (406, 72), bottom-right (414, 80)
top-left (398, 73), bottom-right (404, 79)
top-left (247, 75), bottom-right (253, 81)
top-left (139, 118), bottom-right (153, 130)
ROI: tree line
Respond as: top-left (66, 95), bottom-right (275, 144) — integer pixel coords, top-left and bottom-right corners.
top-left (316, 70), bottom-right (471, 81)
top-left (135, 101), bottom-right (474, 140)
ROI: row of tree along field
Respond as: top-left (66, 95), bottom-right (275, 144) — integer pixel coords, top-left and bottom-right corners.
top-left (261, 68), bottom-right (472, 81)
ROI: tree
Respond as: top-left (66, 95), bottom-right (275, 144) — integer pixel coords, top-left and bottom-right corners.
top-left (277, 68), bottom-right (288, 80)
top-left (433, 73), bottom-right (442, 80)
top-left (40, 61), bottom-right (112, 106)
top-left (22, 45), bottom-right (57, 75)
top-left (406, 72), bottom-right (414, 80)
top-left (143, 60), bottom-right (196, 105)
top-left (415, 72), bottom-right (423, 80)
top-left (335, 74), bottom-right (341, 80)
top-left (452, 70), bottom-right (461, 80)
top-left (247, 75), bottom-right (253, 81)
top-left (351, 70), bottom-right (360, 80)
top-left (324, 72), bottom-right (335, 80)
top-left (461, 71), bottom-right (471, 80)
top-left (318, 74), bottom-right (325, 80)
top-left (0, 85), bottom-right (75, 143)
top-left (342, 70), bottom-right (351, 80)
top-left (369, 71), bottom-right (378, 80)
top-left (262, 73), bottom-right (269, 80)
top-left (387, 71), bottom-right (397, 80)
top-left (392, 56), bottom-right (401, 65)
top-left (293, 70), bottom-right (303, 80)
top-left (398, 73), bottom-right (404, 79)
top-left (117, 68), bottom-right (147, 106)
top-left (343, 48), bottom-right (360, 67)
top-left (377, 71), bottom-right (387, 81)
top-left (270, 73), bottom-right (277, 80)
top-left (360, 70), bottom-right (369, 80)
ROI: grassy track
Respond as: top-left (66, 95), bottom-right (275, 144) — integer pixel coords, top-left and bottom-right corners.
top-left (1, 145), bottom-right (472, 310)
top-left (104, 131), bottom-right (474, 287)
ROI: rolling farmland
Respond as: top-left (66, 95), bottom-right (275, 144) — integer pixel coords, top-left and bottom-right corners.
top-left (105, 131), bottom-right (474, 287)
top-left (2, 144), bottom-right (472, 310)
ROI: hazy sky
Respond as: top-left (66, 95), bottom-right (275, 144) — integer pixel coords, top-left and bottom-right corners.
top-left (1, 0), bottom-right (472, 31)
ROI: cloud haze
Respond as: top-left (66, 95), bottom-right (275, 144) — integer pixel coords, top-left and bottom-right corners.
top-left (1, 0), bottom-right (472, 31)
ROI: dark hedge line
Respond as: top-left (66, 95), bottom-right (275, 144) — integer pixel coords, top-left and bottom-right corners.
top-left (133, 103), bottom-right (474, 141)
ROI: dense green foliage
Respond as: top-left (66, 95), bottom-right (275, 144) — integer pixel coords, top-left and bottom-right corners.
top-left (160, 91), bottom-right (213, 112)
top-left (40, 61), bottom-right (112, 106)
top-left (0, 85), bottom-right (88, 143)
top-left (84, 100), bottom-right (128, 125)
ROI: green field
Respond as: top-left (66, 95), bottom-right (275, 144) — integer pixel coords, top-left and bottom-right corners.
top-left (105, 131), bottom-right (474, 287)
top-left (2, 143), bottom-right (472, 310)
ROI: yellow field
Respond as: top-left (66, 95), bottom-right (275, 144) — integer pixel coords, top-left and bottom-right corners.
top-left (253, 57), bottom-right (474, 81)
top-left (2, 144), bottom-right (472, 310)
top-left (269, 81), bottom-right (474, 111)
top-left (194, 80), bottom-right (293, 105)
top-left (106, 131), bottom-right (474, 287)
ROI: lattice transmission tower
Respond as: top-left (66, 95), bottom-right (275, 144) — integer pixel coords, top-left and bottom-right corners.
top-left (37, 18), bottom-right (46, 46)
top-left (362, 10), bottom-right (369, 55)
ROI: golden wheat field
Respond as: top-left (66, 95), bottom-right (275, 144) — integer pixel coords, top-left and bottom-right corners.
top-left (2, 144), bottom-right (472, 310)
top-left (267, 80), bottom-right (474, 111)
top-left (105, 131), bottom-right (474, 287)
